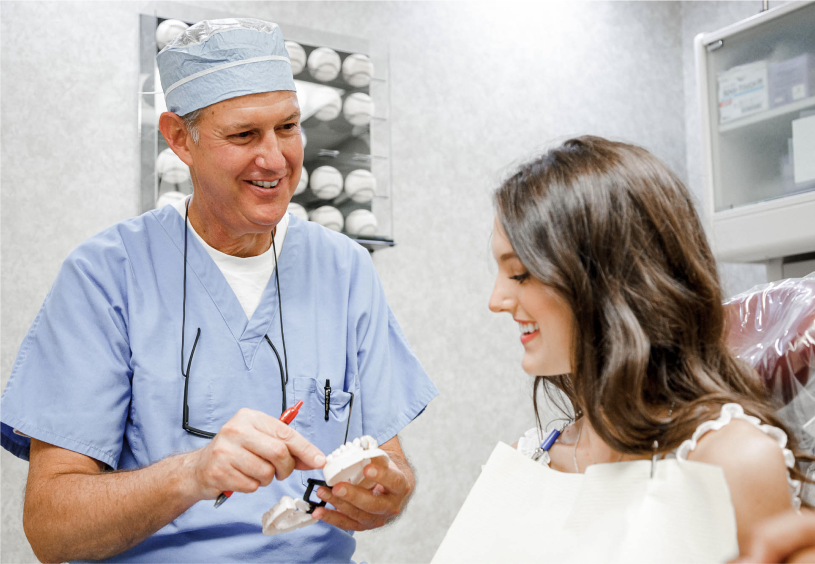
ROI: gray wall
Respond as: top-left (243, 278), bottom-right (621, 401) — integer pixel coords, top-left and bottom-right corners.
top-left (0, 2), bottom-right (771, 562)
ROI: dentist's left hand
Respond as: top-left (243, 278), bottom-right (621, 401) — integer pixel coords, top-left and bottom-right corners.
top-left (311, 436), bottom-right (413, 531)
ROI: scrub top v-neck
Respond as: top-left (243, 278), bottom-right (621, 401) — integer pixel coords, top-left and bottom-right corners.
top-left (170, 196), bottom-right (289, 320)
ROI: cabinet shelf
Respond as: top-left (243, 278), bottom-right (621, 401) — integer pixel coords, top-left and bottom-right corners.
top-left (719, 96), bottom-right (815, 133)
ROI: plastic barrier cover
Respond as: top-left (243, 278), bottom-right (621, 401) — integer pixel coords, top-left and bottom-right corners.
top-left (724, 272), bottom-right (815, 403)
top-left (724, 272), bottom-right (815, 494)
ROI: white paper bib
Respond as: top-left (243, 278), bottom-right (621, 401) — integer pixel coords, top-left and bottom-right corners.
top-left (432, 442), bottom-right (738, 564)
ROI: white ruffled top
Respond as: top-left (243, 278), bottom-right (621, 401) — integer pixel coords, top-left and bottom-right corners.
top-left (517, 427), bottom-right (549, 463)
top-left (517, 403), bottom-right (802, 510)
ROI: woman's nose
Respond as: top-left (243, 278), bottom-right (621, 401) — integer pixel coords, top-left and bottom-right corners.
top-left (488, 280), bottom-right (512, 313)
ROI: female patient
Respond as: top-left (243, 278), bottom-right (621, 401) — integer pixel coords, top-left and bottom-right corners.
top-left (489, 136), bottom-right (811, 553)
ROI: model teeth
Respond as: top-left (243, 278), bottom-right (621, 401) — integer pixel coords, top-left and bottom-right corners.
top-left (250, 180), bottom-right (280, 188)
top-left (519, 322), bottom-right (539, 335)
top-left (326, 436), bottom-right (379, 463)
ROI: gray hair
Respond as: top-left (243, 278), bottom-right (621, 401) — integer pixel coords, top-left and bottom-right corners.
top-left (181, 108), bottom-right (203, 144)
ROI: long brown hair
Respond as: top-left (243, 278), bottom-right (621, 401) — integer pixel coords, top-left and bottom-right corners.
top-left (495, 136), bottom-right (812, 490)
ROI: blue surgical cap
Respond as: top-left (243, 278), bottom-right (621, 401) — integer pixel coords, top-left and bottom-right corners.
top-left (156, 18), bottom-right (296, 116)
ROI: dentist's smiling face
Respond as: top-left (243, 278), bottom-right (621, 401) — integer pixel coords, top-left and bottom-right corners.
top-left (186, 90), bottom-right (303, 236)
top-left (489, 218), bottom-right (575, 376)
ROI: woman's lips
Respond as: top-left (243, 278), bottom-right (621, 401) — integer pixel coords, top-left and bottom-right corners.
top-left (521, 329), bottom-right (539, 345)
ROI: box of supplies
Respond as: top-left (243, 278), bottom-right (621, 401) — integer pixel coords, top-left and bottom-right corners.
top-left (717, 60), bottom-right (769, 124)
top-left (769, 54), bottom-right (812, 108)
top-left (792, 114), bottom-right (815, 185)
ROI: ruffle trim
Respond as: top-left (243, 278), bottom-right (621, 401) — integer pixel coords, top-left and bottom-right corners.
top-left (517, 427), bottom-right (551, 466)
top-left (676, 403), bottom-right (802, 511)
top-left (516, 403), bottom-right (803, 510)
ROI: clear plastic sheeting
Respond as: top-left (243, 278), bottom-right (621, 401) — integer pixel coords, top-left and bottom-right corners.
top-left (163, 18), bottom-right (279, 51)
top-left (723, 272), bottom-right (815, 504)
top-left (778, 378), bottom-right (815, 453)
top-left (724, 272), bottom-right (815, 404)
top-left (777, 376), bottom-right (815, 506)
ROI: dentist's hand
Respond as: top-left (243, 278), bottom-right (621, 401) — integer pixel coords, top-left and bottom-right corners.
top-left (311, 436), bottom-right (414, 531)
top-left (187, 408), bottom-right (326, 500)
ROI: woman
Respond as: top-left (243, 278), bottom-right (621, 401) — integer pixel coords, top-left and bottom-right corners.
top-left (488, 136), bottom-right (811, 554)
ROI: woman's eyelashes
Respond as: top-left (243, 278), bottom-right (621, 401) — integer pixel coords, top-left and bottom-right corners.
top-left (510, 272), bottom-right (530, 283)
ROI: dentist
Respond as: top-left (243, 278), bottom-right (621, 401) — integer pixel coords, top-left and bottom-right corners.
top-left (1, 18), bottom-right (437, 563)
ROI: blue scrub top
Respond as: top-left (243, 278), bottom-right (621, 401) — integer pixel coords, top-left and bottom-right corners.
top-left (1, 205), bottom-right (438, 563)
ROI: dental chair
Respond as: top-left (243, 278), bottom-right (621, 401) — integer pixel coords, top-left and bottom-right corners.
top-left (723, 272), bottom-right (815, 563)
top-left (724, 272), bottom-right (815, 407)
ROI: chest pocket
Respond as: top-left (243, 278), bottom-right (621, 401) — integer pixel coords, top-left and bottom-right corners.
top-left (292, 376), bottom-right (361, 487)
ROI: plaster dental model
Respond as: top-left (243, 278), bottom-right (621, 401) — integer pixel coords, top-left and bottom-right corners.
top-left (261, 435), bottom-right (390, 536)
top-left (261, 496), bottom-right (315, 536)
top-left (323, 435), bottom-right (390, 487)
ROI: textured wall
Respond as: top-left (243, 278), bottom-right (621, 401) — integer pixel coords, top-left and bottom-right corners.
top-left (1, 3), bottom-right (144, 563)
top-left (1, 1), bottom-right (710, 562)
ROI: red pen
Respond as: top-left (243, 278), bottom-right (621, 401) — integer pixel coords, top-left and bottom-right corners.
top-left (214, 400), bottom-right (303, 508)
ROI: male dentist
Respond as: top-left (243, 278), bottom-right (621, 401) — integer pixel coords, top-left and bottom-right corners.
top-left (1, 18), bottom-right (437, 563)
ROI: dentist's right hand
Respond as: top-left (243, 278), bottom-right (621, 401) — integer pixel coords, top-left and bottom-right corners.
top-left (186, 407), bottom-right (326, 500)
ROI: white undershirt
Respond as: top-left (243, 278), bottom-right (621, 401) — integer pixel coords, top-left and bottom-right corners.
top-left (171, 197), bottom-right (288, 320)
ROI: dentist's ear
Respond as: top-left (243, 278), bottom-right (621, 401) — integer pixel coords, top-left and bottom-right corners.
top-left (159, 112), bottom-right (194, 168)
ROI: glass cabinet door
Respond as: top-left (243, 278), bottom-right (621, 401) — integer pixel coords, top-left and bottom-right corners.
top-left (704, 2), bottom-right (815, 212)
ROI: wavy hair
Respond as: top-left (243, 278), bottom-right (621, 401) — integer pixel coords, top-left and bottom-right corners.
top-left (494, 136), bottom-right (812, 492)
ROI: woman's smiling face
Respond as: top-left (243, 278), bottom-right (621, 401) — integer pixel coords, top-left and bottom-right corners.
top-left (489, 217), bottom-right (575, 376)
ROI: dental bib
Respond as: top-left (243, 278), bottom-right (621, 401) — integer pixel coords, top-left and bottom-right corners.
top-left (261, 435), bottom-right (390, 536)
top-left (432, 442), bottom-right (738, 563)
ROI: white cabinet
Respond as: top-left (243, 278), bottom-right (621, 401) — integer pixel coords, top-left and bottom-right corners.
top-left (695, 1), bottom-right (815, 266)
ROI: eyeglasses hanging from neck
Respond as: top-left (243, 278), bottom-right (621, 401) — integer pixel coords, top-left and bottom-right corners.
top-left (179, 197), bottom-right (289, 439)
